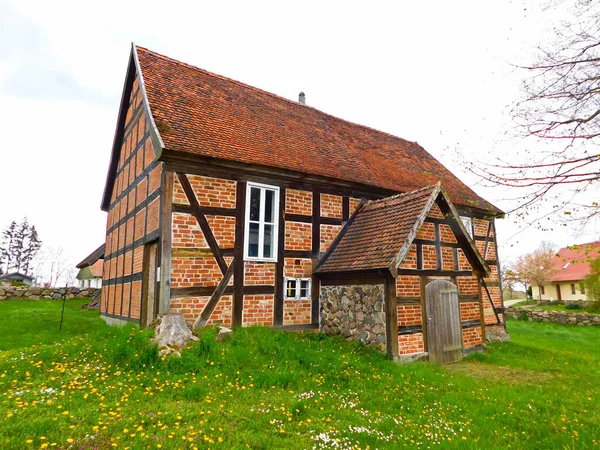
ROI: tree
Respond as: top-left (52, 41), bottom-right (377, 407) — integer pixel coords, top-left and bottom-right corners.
top-left (583, 257), bottom-right (600, 302)
top-left (501, 264), bottom-right (523, 300)
top-left (21, 226), bottom-right (42, 275)
top-left (0, 219), bottom-right (43, 275)
top-left (0, 221), bottom-right (18, 274)
top-left (473, 0), bottom-right (600, 224)
top-left (514, 243), bottom-right (559, 301)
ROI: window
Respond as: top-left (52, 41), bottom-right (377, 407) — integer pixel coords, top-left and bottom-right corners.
top-left (540, 285), bottom-right (545, 295)
top-left (460, 216), bottom-right (473, 237)
top-left (571, 283), bottom-right (576, 295)
top-left (284, 277), bottom-right (311, 299)
top-left (244, 182), bottom-right (280, 261)
top-left (581, 284), bottom-right (586, 294)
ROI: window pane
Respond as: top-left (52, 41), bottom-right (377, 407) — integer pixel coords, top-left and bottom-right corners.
top-left (263, 224), bottom-right (273, 258)
top-left (250, 187), bottom-right (261, 221)
top-left (264, 189), bottom-right (275, 223)
top-left (286, 279), bottom-right (297, 298)
top-left (461, 217), bottom-right (472, 237)
top-left (248, 222), bottom-right (259, 257)
top-left (299, 279), bottom-right (310, 298)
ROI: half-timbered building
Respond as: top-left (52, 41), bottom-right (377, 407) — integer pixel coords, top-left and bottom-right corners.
top-left (100, 44), bottom-right (506, 362)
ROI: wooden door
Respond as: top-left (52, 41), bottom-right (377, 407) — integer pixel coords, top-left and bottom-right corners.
top-left (556, 284), bottom-right (562, 301)
top-left (425, 279), bottom-right (463, 364)
top-left (140, 242), bottom-right (158, 328)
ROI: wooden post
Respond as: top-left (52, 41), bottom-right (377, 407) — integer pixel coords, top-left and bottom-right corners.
top-left (158, 171), bottom-right (173, 314)
top-left (384, 276), bottom-right (399, 360)
top-left (232, 181), bottom-right (246, 327)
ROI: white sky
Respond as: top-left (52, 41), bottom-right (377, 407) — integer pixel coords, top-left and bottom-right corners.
top-left (1, 0), bottom-right (597, 274)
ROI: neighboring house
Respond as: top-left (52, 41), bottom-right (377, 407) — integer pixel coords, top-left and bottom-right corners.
top-left (0, 272), bottom-right (34, 286)
top-left (99, 44), bottom-right (505, 362)
top-left (532, 242), bottom-right (600, 302)
top-left (75, 244), bottom-right (105, 289)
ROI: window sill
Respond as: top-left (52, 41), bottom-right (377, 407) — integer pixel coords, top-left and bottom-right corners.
top-left (244, 257), bottom-right (278, 263)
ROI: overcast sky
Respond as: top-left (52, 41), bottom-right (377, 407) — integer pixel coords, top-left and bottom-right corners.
top-left (1, 0), bottom-right (597, 276)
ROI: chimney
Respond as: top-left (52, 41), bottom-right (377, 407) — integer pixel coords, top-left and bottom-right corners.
top-left (298, 92), bottom-right (306, 105)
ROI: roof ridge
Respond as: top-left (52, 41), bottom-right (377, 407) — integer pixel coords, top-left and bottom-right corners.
top-left (134, 45), bottom-right (419, 148)
top-left (366, 184), bottom-right (438, 206)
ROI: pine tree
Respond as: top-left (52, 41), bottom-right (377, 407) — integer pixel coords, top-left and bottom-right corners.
top-left (11, 218), bottom-right (29, 273)
top-left (0, 221), bottom-right (18, 273)
top-left (22, 226), bottom-right (42, 275)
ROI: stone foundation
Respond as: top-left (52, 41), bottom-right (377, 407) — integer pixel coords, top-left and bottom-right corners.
top-left (320, 284), bottom-right (386, 352)
top-left (0, 286), bottom-right (98, 301)
top-left (506, 307), bottom-right (600, 326)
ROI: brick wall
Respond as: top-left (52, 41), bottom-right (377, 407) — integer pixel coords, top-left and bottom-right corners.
top-left (244, 262), bottom-right (276, 285)
top-left (285, 189), bottom-right (312, 215)
top-left (320, 224), bottom-right (342, 252)
top-left (169, 296), bottom-right (232, 327)
top-left (173, 175), bottom-right (236, 209)
top-left (320, 193), bottom-right (342, 218)
top-left (285, 222), bottom-right (312, 250)
top-left (101, 72), bottom-right (163, 322)
top-left (398, 333), bottom-right (424, 355)
top-left (243, 294), bottom-right (274, 326)
top-left (462, 326), bottom-right (483, 347)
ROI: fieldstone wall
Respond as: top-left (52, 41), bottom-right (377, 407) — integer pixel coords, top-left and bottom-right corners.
top-left (506, 307), bottom-right (600, 326)
top-left (0, 286), bottom-right (98, 301)
top-left (320, 284), bottom-right (386, 352)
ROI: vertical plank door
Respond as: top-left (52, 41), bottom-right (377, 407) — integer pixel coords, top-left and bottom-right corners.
top-left (425, 279), bottom-right (462, 364)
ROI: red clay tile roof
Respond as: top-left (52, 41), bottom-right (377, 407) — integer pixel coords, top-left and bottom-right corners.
top-left (135, 46), bottom-right (501, 214)
top-left (315, 185), bottom-right (438, 273)
top-left (76, 244), bottom-right (105, 269)
top-left (550, 242), bottom-right (600, 282)
top-left (88, 260), bottom-right (104, 278)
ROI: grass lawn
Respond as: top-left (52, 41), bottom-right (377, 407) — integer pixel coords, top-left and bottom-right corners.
top-left (0, 300), bottom-right (599, 449)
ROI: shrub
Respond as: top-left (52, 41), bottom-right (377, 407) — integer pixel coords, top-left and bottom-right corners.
top-left (11, 281), bottom-right (28, 287)
top-left (565, 302), bottom-right (583, 310)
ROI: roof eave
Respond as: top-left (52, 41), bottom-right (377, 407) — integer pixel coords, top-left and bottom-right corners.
top-left (100, 43), bottom-right (166, 212)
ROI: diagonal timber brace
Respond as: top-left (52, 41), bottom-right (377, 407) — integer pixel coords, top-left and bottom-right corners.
top-left (176, 173), bottom-right (228, 276)
top-left (194, 258), bottom-right (235, 329)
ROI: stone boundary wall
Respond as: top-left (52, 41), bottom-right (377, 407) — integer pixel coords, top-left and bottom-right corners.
top-left (506, 307), bottom-right (600, 326)
top-left (320, 284), bottom-right (386, 352)
top-left (0, 286), bottom-right (99, 301)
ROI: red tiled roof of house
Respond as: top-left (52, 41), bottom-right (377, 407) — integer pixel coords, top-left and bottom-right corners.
top-left (89, 260), bottom-right (104, 278)
top-left (316, 185), bottom-right (437, 273)
top-left (135, 46), bottom-right (501, 214)
top-left (550, 242), bottom-right (600, 282)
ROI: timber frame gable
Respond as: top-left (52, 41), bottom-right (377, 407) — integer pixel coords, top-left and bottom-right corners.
top-left (98, 44), bottom-right (508, 361)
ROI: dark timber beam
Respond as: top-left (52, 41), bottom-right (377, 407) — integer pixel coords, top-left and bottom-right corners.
top-left (385, 276), bottom-right (399, 359)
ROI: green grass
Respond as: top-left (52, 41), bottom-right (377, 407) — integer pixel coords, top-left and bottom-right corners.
top-left (0, 300), bottom-right (599, 449)
top-left (518, 303), bottom-right (600, 315)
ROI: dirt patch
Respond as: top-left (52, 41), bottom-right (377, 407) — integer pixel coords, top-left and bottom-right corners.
top-left (445, 362), bottom-right (555, 384)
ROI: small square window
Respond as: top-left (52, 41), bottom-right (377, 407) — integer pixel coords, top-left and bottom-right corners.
top-left (284, 277), bottom-right (311, 299)
top-left (581, 284), bottom-right (586, 294)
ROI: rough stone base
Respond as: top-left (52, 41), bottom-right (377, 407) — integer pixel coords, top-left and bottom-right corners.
top-left (486, 327), bottom-right (511, 343)
top-left (395, 352), bottom-right (429, 364)
top-left (463, 343), bottom-right (486, 356)
top-left (101, 315), bottom-right (131, 327)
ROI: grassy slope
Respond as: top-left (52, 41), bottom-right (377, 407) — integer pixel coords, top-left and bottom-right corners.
top-left (0, 300), bottom-right (598, 449)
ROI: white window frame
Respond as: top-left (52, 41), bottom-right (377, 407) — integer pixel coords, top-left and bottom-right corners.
top-left (244, 182), bottom-right (280, 262)
top-left (284, 277), bottom-right (312, 300)
top-left (460, 216), bottom-right (473, 238)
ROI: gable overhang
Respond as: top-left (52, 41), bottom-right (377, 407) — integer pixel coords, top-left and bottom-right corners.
top-left (388, 184), bottom-right (490, 278)
top-left (100, 43), bottom-right (166, 212)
